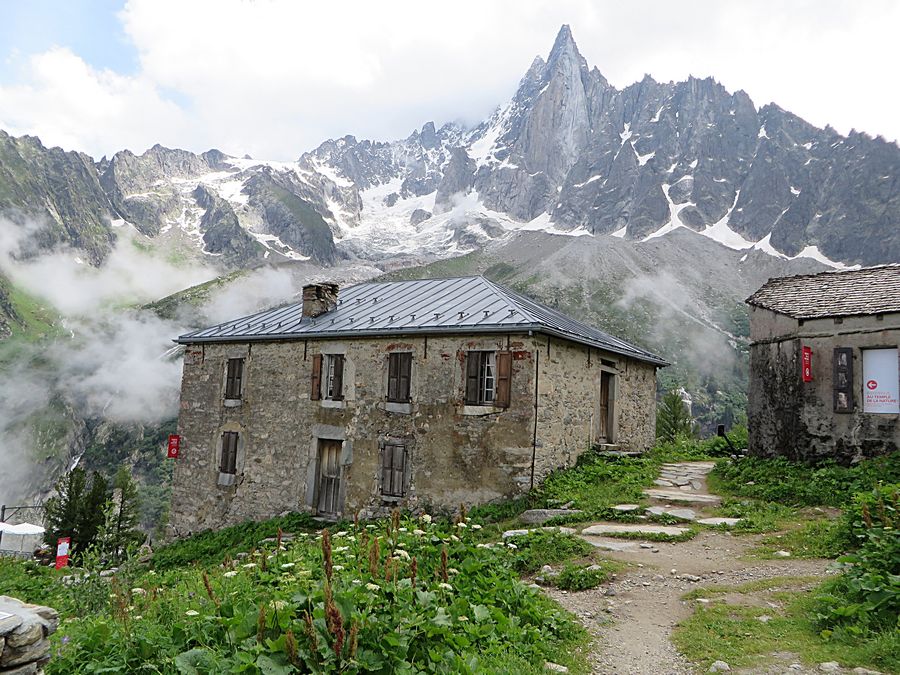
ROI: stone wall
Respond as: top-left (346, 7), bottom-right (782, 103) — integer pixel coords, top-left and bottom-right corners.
top-left (171, 332), bottom-right (658, 533)
top-left (0, 596), bottom-right (58, 673)
top-left (749, 307), bottom-right (900, 462)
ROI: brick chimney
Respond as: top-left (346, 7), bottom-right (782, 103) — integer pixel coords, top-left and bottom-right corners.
top-left (302, 283), bottom-right (339, 318)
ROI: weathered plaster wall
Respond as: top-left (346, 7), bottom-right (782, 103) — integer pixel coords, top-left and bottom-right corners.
top-left (171, 333), bottom-right (658, 534)
top-left (749, 307), bottom-right (900, 462)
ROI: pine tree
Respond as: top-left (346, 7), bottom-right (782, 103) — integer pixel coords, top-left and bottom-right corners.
top-left (109, 465), bottom-right (143, 562)
top-left (78, 472), bottom-right (109, 549)
top-left (43, 467), bottom-right (88, 550)
top-left (656, 390), bottom-right (696, 442)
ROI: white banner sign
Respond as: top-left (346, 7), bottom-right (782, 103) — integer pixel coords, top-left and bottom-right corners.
top-left (862, 348), bottom-right (900, 414)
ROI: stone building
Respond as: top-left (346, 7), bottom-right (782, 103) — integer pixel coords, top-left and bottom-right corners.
top-left (170, 276), bottom-right (666, 533)
top-left (746, 265), bottom-right (900, 462)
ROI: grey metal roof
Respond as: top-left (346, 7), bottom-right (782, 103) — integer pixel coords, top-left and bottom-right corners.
top-left (747, 264), bottom-right (900, 319)
top-left (178, 276), bottom-right (668, 366)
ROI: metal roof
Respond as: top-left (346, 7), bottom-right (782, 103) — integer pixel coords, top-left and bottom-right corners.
top-left (747, 264), bottom-right (900, 319)
top-left (177, 276), bottom-right (668, 366)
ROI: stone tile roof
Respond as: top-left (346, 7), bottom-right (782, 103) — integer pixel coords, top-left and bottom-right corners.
top-left (178, 275), bottom-right (668, 366)
top-left (746, 264), bottom-right (900, 319)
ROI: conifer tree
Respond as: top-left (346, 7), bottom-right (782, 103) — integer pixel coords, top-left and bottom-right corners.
top-left (656, 389), bottom-right (696, 442)
top-left (109, 465), bottom-right (143, 562)
top-left (43, 467), bottom-right (88, 549)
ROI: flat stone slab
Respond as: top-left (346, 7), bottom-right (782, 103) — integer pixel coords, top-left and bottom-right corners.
top-left (580, 537), bottom-right (640, 552)
top-left (611, 504), bottom-right (641, 512)
top-left (696, 517), bottom-right (742, 526)
top-left (581, 523), bottom-right (689, 537)
top-left (643, 489), bottom-right (721, 505)
top-left (502, 527), bottom-right (576, 539)
top-left (646, 506), bottom-right (698, 521)
top-left (520, 509), bottom-right (584, 525)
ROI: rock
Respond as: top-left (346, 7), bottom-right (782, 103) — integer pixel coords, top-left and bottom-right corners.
top-left (757, 614), bottom-right (772, 623)
top-left (0, 612), bottom-right (23, 636)
top-left (774, 550), bottom-right (792, 558)
top-left (544, 663), bottom-right (569, 673)
top-left (0, 638), bottom-right (49, 668)
top-left (819, 663), bottom-right (841, 673)
top-left (2, 662), bottom-right (38, 674)
top-left (611, 504), bottom-right (641, 512)
top-left (521, 509), bottom-right (583, 525)
top-left (696, 517), bottom-right (743, 526)
top-left (581, 523), bottom-right (688, 537)
top-left (708, 660), bottom-right (731, 672)
top-left (851, 668), bottom-right (882, 674)
top-left (604, 587), bottom-right (617, 596)
top-left (640, 543), bottom-right (654, 549)
top-left (680, 574), bottom-right (701, 582)
top-left (409, 208), bottom-right (433, 226)
top-left (502, 526), bottom-right (576, 538)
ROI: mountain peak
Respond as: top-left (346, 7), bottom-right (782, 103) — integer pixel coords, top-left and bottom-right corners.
top-left (546, 24), bottom-right (587, 72)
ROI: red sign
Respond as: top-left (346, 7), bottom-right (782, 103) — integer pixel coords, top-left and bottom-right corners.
top-left (167, 434), bottom-right (181, 459)
top-left (867, 380), bottom-right (878, 390)
top-left (801, 346), bottom-right (812, 382)
top-left (55, 537), bottom-right (70, 569)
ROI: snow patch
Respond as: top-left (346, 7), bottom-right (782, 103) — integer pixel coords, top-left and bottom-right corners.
top-left (573, 175), bottom-right (602, 188)
top-left (758, 125), bottom-right (769, 139)
top-left (643, 184), bottom-right (696, 241)
top-left (790, 186), bottom-right (801, 196)
top-left (619, 123), bottom-right (632, 143)
top-left (650, 106), bottom-right (664, 123)
top-left (698, 191), bottom-right (753, 250)
top-left (611, 225), bottom-right (627, 238)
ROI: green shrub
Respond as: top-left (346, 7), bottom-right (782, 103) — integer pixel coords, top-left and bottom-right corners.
top-left (553, 563), bottom-right (615, 591)
top-left (506, 530), bottom-right (592, 574)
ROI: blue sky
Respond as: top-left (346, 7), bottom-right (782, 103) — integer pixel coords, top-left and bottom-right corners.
top-left (0, 0), bottom-right (137, 78)
top-left (0, 0), bottom-right (897, 160)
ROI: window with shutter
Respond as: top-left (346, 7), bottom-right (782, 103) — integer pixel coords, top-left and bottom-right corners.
top-left (387, 352), bottom-right (412, 402)
top-left (310, 354), bottom-right (322, 400)
top-left (225, 358), bottom-right (244, 400)
top-left (495, 351), bottom-right (512, 407)
top-left (325, 354), bottom-right (345, 400)
top-left (220, 431), bottom-right (239, 474)
top-left (465, 351), bottom-right (509, 405)
top-left (381, 441), bottom-right (407, 498)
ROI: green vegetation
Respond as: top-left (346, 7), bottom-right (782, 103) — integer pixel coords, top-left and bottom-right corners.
top-left (0, 512), bottom-right (591, 674)
top-left (656, 390), bottom-right (696, 442)
top-left (505, 529), bottom-right (592, 574)
top-left (143, 270), bottom-right (248, 320)
top-left (552, 561), bottom-right (620, 591)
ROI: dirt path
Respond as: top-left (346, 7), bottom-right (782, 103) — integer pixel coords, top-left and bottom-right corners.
top-left (543, 462), bottom-right (834, 674)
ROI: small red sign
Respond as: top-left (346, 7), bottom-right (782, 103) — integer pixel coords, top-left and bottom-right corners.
top-left (167, 434), bottom-right (181, 459)
top-left (801, 346), bottom-right (812, 382)
top-left (867, 380), bottom-right (878, 390)
top-left (55, 537), bottom-right (70, 569)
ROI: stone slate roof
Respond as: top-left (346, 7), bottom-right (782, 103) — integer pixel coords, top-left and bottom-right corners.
top-left (746, 264), bottom-right (900, 319)
top-left (178, 275), bottom-right (668, 366)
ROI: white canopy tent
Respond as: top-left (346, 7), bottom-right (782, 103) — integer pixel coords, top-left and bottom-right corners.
top-left (0, 522), bottom-right (45, 553)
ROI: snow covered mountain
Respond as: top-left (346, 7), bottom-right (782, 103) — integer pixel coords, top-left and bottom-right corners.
top-left (1, 25), bottom-right (898, 274)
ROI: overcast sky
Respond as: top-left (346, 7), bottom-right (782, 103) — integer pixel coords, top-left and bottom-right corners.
top-left (0, 0), bottom-right (897, 161)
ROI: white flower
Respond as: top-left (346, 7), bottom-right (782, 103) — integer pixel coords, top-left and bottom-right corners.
top-left (273, 600), bottom-right (288, 611)
top-left (365, 524), bottom-right (376, 529)
top-left (332, 565), bottom-right (345, 571)
top-left (471, 524), bottom-right (482, 530)
top-left (413, 529), bottom-right (426, 536)
top-left (450, 534), bottom-right (460, 542)
top-left (457, 615), bottom-right (469, 622)
top-left (242, 563), bottom-right (257, 569)
top-left (420, 514), bottom-right (432, 524)
top-left (438, 583), bottom-right (453, 591)
top-left (185, 610), bottom-right (199, 617)
top-left (351, 579), bottom-right (361, 585)
top-left (334, 546), bottom-right (349, 553)
top-left (448, 568), bottom-right (459, 575)
top-left (394, 549), bottom-right (410, 560)
top-left (476, 543), bottom-right (490, 549)
top-left (336, 531), bottom-right (348, 537)
top-left (131, 587), bottom-right (146, 595)
top-left (457, 522), bottom-right (468, 529)
top-left (148, 570), bottom-right (157, 575)
top-left (223, 571), bottom-right (238, 578)
top-left (396, 541), bottom-right (406, 548)
top-left (365, 583), bottom-right (380, 591)
top-left (506, 543), bottom-right (518, 549)
top-left (398, 527), bottom-right (408, 532)
top-left (280, 563), bottom-right (295, 570)
top-left (134, 615), bottom-right (143, 620)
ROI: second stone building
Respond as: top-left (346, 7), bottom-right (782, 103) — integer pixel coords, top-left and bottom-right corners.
top-left (170, 276), bottom-right (666, 534)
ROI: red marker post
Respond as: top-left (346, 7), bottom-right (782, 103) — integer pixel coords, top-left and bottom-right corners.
top-left (55, 537), bottom-right (70, 569)
top-left (167, 434), bottom-right (181, 459)
top-left (801, 346), bottom-right (812, 382)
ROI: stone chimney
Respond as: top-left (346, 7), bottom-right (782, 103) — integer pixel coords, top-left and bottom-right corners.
top-left (302, 283), bottom-right (339, 318)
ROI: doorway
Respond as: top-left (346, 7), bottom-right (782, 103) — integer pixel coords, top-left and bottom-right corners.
top-left (597, 371), bottom-right (613, 444)
top-left (316, 439), bottom-right (343, 517)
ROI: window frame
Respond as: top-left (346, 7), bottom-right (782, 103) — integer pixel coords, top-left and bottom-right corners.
top-left (387, 352), bottom-right (413, 403)
top-left (465, 350), bottom-right (511, 407)
top-left (220, 431), bottom-right (239, 475)
top-left (224, 358), bottom-right (244, 400)
top-left (380, 440), bottom-right (408, 500)
top-left (324, 354), bottom-right (345, 401)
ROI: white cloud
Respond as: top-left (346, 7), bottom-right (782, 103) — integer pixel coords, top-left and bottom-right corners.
top-left (0, 0), bottom-right (897, 161)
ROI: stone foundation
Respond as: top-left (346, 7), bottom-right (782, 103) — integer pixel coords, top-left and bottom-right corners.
top-left (0, 596), bottom-right (58, 674)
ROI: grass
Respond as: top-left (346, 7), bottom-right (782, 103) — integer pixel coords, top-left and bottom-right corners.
top-left (747, 518), bottom-right (849, 560)
top-left (552, 561), bottom-right (622, 591)
top-left (674, 578), bottom-right (899, 674)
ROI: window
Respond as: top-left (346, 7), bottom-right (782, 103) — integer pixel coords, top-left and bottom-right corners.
top-left (311, 354), bottom-right (344, 401)
top-left (220, 431), bottom-right (239, 474)
top-left (387, 352), bottom-right (412, 402)
top-left (381, 441), bottom-right (407, 498)
top-left (224, 358), bottom-right (244, 400)
top-left (465, 351), bottom-right (512, 407)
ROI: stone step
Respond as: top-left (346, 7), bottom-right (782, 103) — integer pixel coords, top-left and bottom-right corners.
top-left (643, 489), bottom-right (722, 505)
top-left (646, 506), bottom-right (699, 521)
top-left (520, 509), bottom-right (584, 525)
top-left (696, 517), bottom-right (742, 527)
top-left (610, 504), bottom-right (641, 513)
top-left (581, 523), bottom-right (689, 537)
top-left (502, 526), bottom-right (576, 539)
top-left (580, 537), bottom-right (641, 552)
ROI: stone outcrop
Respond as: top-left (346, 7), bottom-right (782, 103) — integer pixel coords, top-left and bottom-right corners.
top-left (0, 596), bottom-right (58, 673)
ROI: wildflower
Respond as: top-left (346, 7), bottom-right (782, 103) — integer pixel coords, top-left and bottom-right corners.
top-left (450, 534), bottom-right (460, 542)
top-left (420, 514), bottom-right (432, 524)
top-left (224, 570), bottom-right (238, 578)
top-left (507, 543), bottom-right (518, 549)
top-left (395, 541), bottom-right (407, 548)
top-left (471, 524), bottom-right (482, 530)
top-left (351, 579), bottom-right (361, 585)
top-left (242, 563), bottom-right (257, 569)
top-left (148, 570), bottom-right (157, 575)
top-left (394, 549), bottom-right (410, 560)
top-left (185, 610), bottom-right (199, 617)
top-left (457, 522), bottom-right (468, 529)
top-left (332, 565), bottom-right (345, 572)
top-left (131, 587), bottom-right (146, 595)
top-left (334, 546), bottom-right (349, 552)
top-left (413, 529), bottom-right (426, 536)
top-left (438, 583), bottom-right (453, 591)
top-left (457, 615), bottom-right (469, 621)
top-left (365, 524), bottom-right (376, 529)
top-left (398, 527), bottom-right (408, 532)
top-left (134, 615), bottom-right (142, 620)
top-left (273, 600), bottom-right (288, 611)
top-left (281, 562), bottom-right (296, 570)
top-left (365, 583), bottom-right (380, 591)
top-left (336, 531), bottom-right (348, 537)
top-left (448, 568), bottom-right (459, 575)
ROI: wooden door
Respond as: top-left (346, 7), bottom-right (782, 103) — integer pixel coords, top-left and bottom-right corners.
top-left (598, 372), bottom-right (612, 443)
top-left (316, 439), bottom-right (342, 517)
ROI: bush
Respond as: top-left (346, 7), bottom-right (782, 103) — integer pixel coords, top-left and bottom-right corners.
top-left (553, 563), bottom-right (614, 591)
top-left (506, 530), bottom-right (592, 574)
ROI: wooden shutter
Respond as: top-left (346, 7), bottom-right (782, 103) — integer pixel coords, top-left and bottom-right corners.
top-left (331, 355), bottom-right (345, 400)
top-left (496, 351), bottom-right (512, 407)
top-left (311, 354), bottom-right (322, 400)
top-left (221, 432), bottom-right (238, 474)
top-left (381, 442), bottom-right (406, 497)
top-left (399, 353), bottom-right (412, 402)
top-left (387, 354), bottom-right (400, 401)
top-left (465, 352), bottom-right (480, 404)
